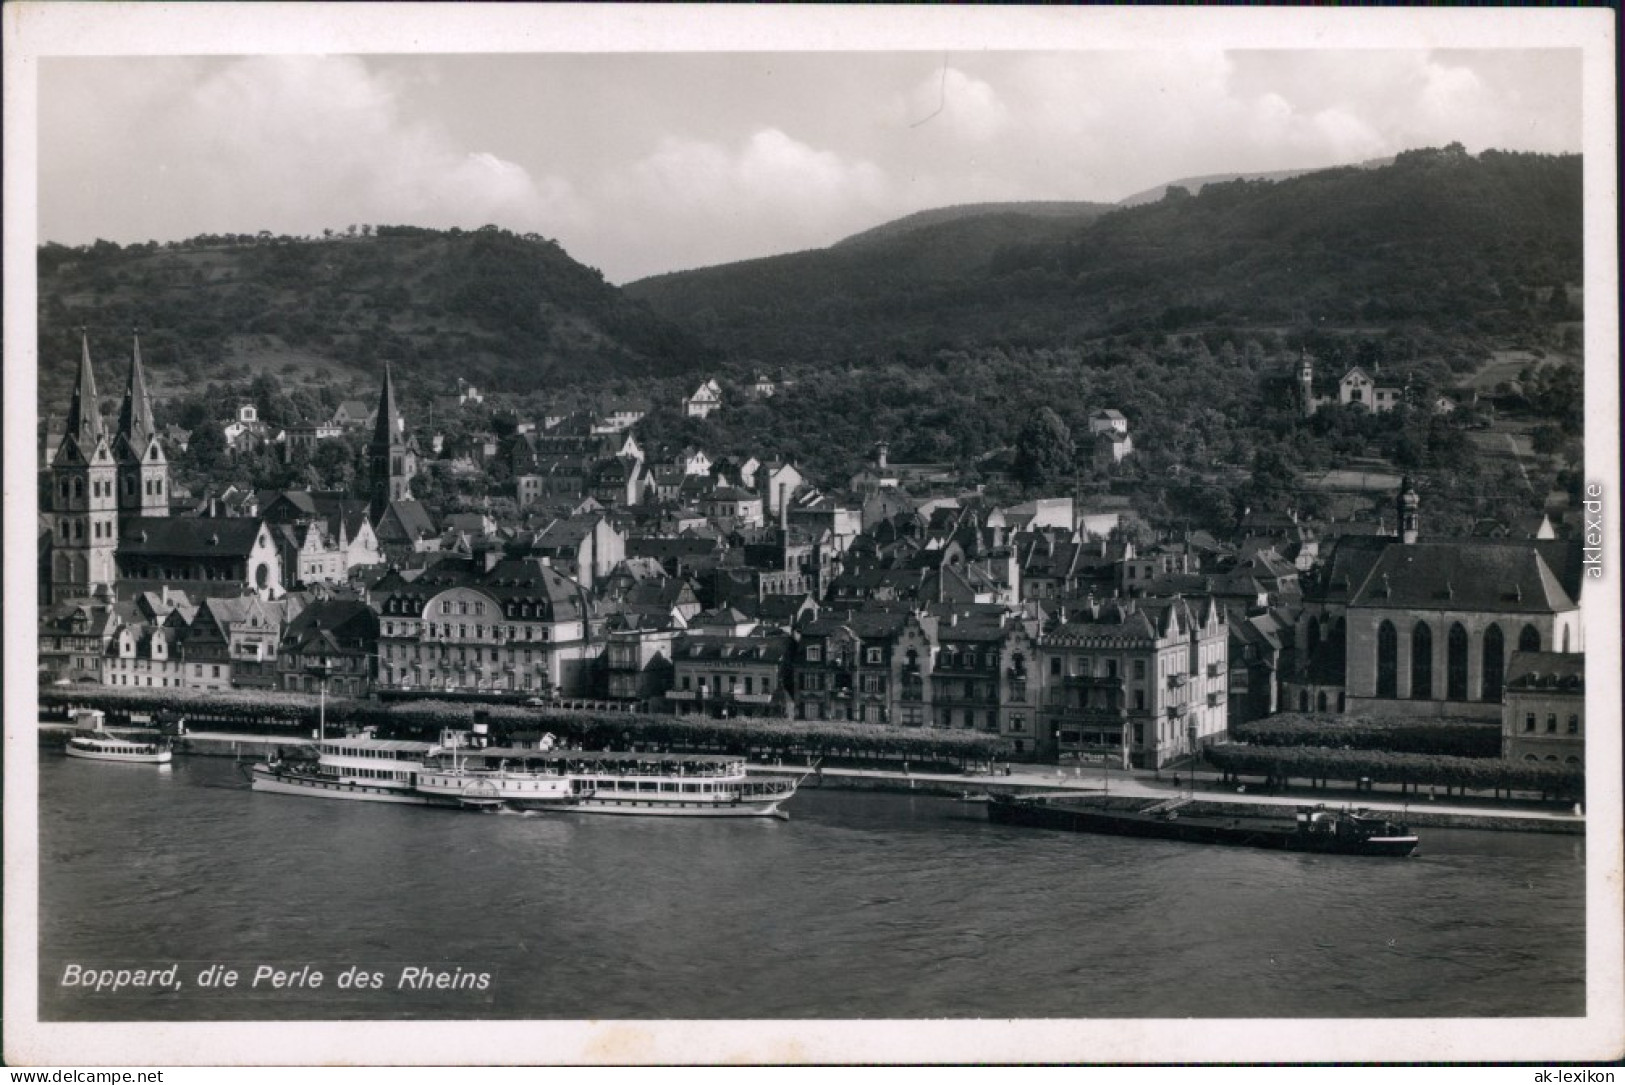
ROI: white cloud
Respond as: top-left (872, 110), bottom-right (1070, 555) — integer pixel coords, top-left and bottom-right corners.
top-left (888, 66), bottom-right (1010, 142)
top-left (41, 56), bottom-right (585, 244)
top-left (598, 129), bottom-right (892, 278)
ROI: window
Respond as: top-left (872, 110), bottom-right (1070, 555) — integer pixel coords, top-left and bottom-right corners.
top-left (806, 646), bottom-right (822, 662)
top-left (1447, 624), bottom-right (1469, 701)
top-left (1482, 625), bottom-right (1505, 702)
top-left (1525, 713), bottom-right (1536, 733)
top-left (1133, 660), bottom-right (1146, 680)
top-left (442, 601), bottom-right (452, 614)
top-left (1107, 659), bottom-right (1118, 679)
top-left (1376, 622), bottom-right (1398, 698)
top-left (866, 647), bottom-right (882, 665)
top-left (1410, 622), bottom-right (1433, 699)
top-left (1133, 690), bottom-right (1145, 710)
top-left (1546, 714), bottom-right (1557, 734)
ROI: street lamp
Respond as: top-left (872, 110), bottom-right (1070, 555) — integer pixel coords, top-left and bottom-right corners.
top-left (1187, 722), bottom-right (1199, 800)
top-left (307, 653), bottom-right (335, 743)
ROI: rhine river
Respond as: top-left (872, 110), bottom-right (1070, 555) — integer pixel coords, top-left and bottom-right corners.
top-left (37, 755), bottom-right (1584, 1021)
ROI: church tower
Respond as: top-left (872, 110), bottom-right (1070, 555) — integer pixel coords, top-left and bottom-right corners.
top-left (1397, 476), bottom-right (1420, 544)
top-left (1297, 350), bottom-right (1317, 418)
top-left (368, 363), bottom-right (411, 517)
top-left (49, 335), bottom-right (119, 603)
top-left (114, 334), bottom-right (170, 519)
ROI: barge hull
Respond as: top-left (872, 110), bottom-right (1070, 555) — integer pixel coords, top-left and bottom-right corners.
top-left (988, 799), bottom-right (1418, 857)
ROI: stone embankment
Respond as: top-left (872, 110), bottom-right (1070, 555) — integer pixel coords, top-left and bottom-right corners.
top-left (784, 764), bottom-right (1585, 835)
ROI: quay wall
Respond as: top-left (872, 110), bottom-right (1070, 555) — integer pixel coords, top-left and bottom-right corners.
top-left (795, 772), bottom-right (1585, 835)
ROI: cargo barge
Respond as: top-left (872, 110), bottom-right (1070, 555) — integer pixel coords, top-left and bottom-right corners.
top-left (987, 794), bottom-right (1419, 856)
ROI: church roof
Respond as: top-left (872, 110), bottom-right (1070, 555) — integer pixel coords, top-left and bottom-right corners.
top-left (1349, 541), bottom-right (1577, 614)
top-left (118, 517), bottom-right (267, 558)
top-left (376, 499), bottom-right (437, 544)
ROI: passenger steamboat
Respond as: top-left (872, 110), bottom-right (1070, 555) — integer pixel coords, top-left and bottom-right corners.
top-left (497, 749), bottom-right (802, 818)
top-left (249, 732), bottom-right (801, 817)
top-left (246, 735), bottom-right (452, 805)
top-left (987, 795), bottom-right (1419, 856)
top-left (62, 709), bottom-right (173, 765)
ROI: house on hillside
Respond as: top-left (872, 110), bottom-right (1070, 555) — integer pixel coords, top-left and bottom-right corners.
top-left (1339, 367), bottom-right (1403, 413)
top-left (684, 379), bottom-right (723, 419)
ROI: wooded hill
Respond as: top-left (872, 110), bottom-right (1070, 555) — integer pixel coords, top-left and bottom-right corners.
top-left (37, 225), bottom-right (711, 419)
top-left (625, 146), bottom-right (1582, 369)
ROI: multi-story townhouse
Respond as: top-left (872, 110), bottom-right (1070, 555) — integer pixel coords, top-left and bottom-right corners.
top-left (1037, 595), bottom-right (1228, 770)
top-left (100, 622), bottom-right (184, 689)
top-left (180, 596), bottom-right (299, 691)
top-left (1501, 651), bottom-right (1584, 766)
top-left (278, 599), bottom-right (380, 697)
top-left (790, 608), bottom-right (913, 724)
top-left (372, 556), bottom-right (604, 697)
top-left (667, 631), bottom-right (792, 717)
top-left (39, 603), bottom-right (121, 683)
top-left (514, 514), bottom-right (625, 590)
top-left (603, 614), bottom-right (679, 705)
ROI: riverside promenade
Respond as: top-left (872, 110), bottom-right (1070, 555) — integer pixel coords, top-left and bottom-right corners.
top-left (790, 761), bottom-right (1586, 831)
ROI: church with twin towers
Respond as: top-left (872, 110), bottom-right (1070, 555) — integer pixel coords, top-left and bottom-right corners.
top-left (44, 335), bottom-right (417, 606)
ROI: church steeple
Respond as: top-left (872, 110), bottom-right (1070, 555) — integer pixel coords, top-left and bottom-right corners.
top-left (373, 361), bottom-right (402, 451)
top-left (114, 333), bottom-right (169, 518)
top-left (49, 334), bottom-right (119, 603)
top-left (64, 333), bottom-right (106, 449)
top-left (116, 333), bottom-right (157, 451)
top-left (1397, 476), bottom-right (1420, 544)
top-left (368, 363), bottom-right (411, 515)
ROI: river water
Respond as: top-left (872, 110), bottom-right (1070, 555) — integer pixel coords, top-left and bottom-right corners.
top-left (36, 755), bottom-right (1585, 1021)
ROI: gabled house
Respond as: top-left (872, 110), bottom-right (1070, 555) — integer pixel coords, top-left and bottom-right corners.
top-left (683, 379), bottom-right (723, 419)
top-left (278, 598), bottom-right (380, 697)
top-left (101, 620), bottom-right (184, 689)
top-left (1338, 367), bottom-right (1403, 413)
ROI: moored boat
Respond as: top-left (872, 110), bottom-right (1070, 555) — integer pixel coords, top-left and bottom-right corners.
top-left (505, 750), bottom-right (802, 818)
top-left (988, 795), bottom-right (1419, 856)
top-left (414, 741), bottom-right (574, 809)
top-left (246, 735), bottom-right (451, 805)
top-left (63, 710), bottom-right (172, 765)
top-left (247, 730), bottom-right (801, 817)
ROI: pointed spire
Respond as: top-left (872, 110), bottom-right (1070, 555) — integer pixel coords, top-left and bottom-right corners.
top-left (373, 362), bottom-right (402, 449)
top-left (117, 332), bottom-right (157, 450)
top-left (65, 333), bottom-right (106, 446)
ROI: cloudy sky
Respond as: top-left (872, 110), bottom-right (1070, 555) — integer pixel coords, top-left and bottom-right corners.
top-left (36, 40), bottom-right (1582, 284)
